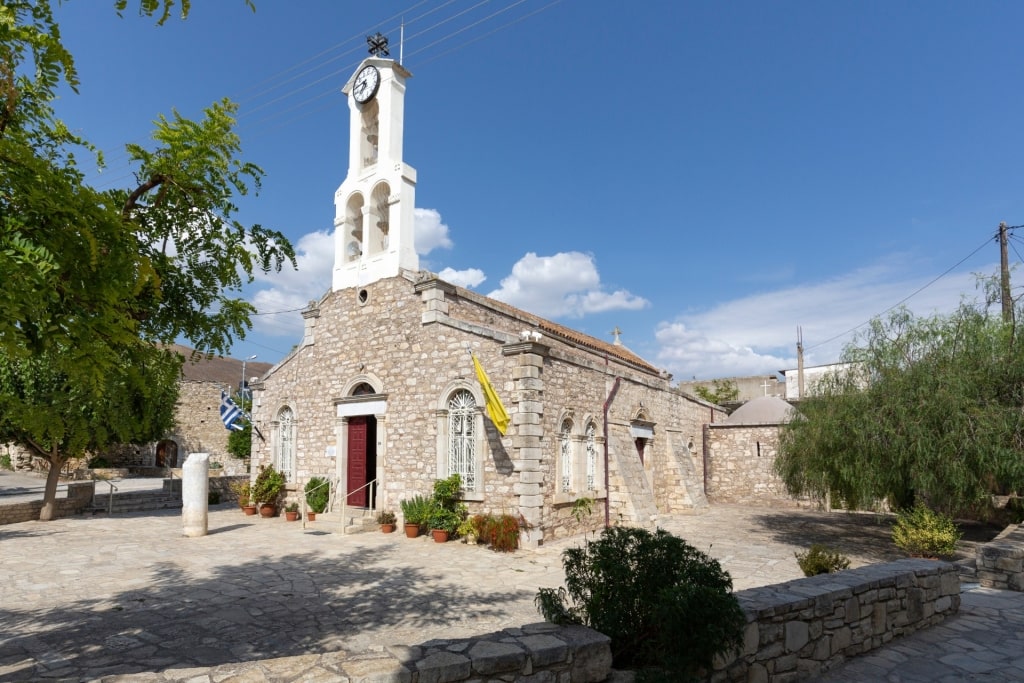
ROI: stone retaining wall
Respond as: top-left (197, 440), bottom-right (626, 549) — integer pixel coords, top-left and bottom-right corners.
top-left (0, 481), bottom-right (94, 525)
top-left (289, 623), bottom-right (613, 683)
top-left (978, 523), bottom-right (1024, 591)
top-left (711, 559), bottom-right (961, 682)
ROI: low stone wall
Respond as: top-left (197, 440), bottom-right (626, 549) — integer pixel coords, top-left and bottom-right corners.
top-left (711, 559), bottom-right (961, 682)
top-left (296, 623), bottom-right (612, 682)
top-left (0, 481), bottom-right (95, 525)
top-left (978, 523), bottom-right (1024, 591)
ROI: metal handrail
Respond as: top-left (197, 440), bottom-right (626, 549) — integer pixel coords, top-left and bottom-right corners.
top-left (92, 478), bottom-right (120, 515)
top-left (340, 478), bottom-right (377, 536)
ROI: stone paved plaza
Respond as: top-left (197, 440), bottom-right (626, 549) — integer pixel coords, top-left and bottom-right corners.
top-left (1, 488), bottom-right (1023, 681)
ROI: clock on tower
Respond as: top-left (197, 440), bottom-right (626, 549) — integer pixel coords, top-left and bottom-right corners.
top-left (332, 35), bottom-right (418, 292)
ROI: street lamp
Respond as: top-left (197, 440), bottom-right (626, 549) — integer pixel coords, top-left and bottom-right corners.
top-left (241, 354), bottom-right (257, 401)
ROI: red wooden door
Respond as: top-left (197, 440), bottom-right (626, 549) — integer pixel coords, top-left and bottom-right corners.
top-left (347, 417), bottom-right (368, 506)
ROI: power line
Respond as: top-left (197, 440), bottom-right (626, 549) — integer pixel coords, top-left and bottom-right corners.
top-left (806, 232), bottom-right (998, 352)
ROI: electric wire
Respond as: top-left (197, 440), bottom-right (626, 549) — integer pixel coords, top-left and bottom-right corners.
top-left (805, 232), bottom-right (998, 352)
top-left (82, 0), bottom-right (555, 188)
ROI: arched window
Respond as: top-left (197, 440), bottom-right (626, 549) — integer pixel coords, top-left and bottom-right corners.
top-left (275, 406), bottom-right (295, 481)
top-left (560, 419), bottom-right (574, 493)
top-left (448, 390), bottom-right (477, 490)
top-left (585, 422), bottom-right (598, 490)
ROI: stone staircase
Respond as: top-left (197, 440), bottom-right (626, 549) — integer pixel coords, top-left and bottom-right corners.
top-left (89, 489), bottom-right (183, 515)
top-left (310, 509), bottom-right (378, 534)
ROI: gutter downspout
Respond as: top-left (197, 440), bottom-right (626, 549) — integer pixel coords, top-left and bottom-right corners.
top-left (602, 376), bottom-right (621, 529)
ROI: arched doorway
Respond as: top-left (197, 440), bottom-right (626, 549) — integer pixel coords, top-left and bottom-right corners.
top-left (155, 439), bottom-right (178, 468)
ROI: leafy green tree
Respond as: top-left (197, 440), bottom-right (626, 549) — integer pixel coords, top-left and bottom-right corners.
top-left (0, 345), bottom-right (182, 519)
top-left (693, 378), bottom-right (740, 405)
top-left (0, 1), bottom-right (295, 518)
top-left (775, 305), bottom-right (1024, 516)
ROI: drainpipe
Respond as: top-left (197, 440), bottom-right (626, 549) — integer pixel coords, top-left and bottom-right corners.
top-left (602, 377), bottom-right (621, 529)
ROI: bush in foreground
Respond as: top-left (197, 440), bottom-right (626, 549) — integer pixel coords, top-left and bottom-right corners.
top-left (795, 544), bottom-right (851, 576)
top-left (893, 504), bottom-right (961, 558)
top-left (535, 526), bottom-right (745, 680)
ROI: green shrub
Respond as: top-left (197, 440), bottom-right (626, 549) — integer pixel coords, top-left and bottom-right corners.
top-left (893, 504), bottom-right (961, 558)
top-left (207, 490), bottom-right (221, 505)
top-left (795, 544), bottom-right (851, 576)
top-left (0, 453), bottom-right (12, 470)
top-left (399, 494), bottom-right (433, 526)
top-left (432, 473), bottom-right (462, 509)
top-left (535, 526), bottom-right (745, 679)
top-left (252, 465), bottom-right (286, 505)
top-left (304, 476), bottom-right (330, 513)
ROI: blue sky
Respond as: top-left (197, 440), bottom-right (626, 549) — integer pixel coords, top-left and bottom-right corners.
top-left (54, 1), bottom-right (1024, 380)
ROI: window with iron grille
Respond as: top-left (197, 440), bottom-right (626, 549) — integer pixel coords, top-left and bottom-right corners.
top-left (275, 406), bottom-right (295, 481)
top-left (585, 422), bottom-right (597, 490)
top-left (448, 390), bottom-right (476, 491)
top-left (560, 419), bottom-right (573, 493)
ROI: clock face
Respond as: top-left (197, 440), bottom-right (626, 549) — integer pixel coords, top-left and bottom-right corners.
top-left (352, 65), bottom-right (380, 103)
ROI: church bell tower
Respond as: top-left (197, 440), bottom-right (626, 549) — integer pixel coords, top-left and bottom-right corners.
top-left (333, 34), bottom-right (418, 291)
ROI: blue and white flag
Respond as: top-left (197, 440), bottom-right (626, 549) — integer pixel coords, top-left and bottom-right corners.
top-left (220, 390), bottom-right (245, 431)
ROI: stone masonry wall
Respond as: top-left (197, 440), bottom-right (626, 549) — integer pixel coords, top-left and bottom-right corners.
top-left (0, 482), bottom-right (94, 525)
top-left (710, 559), bottom-right (961, 682)
top-left (706, 424), bottom-right (808, 507)
top-left (977, 522), bottom-right (1024, 591)
top-left (251, 274), bottom-right (720, 543)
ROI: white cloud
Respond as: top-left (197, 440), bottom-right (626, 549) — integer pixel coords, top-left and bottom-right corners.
top-left (250, 229), bottom-right (334, 337)
top-left (414, 208), bottom-right (453, 255)
top-left (655, 256), bottom-right (994, 380)
top-left (487, 252), bottom-right (649, 318)
top-left (248, 208), bottom-right (457, 338)
top-left (439, 267), bottom-right (486, 288)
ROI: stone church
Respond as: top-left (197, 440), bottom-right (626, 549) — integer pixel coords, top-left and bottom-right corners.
top-left (249, 54), bottom-right (723, 545)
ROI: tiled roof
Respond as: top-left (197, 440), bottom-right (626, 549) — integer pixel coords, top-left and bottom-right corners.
top-left (448, 283), bottom-right (662, 375)
top-left (168, 344), bottom-right (274, 386)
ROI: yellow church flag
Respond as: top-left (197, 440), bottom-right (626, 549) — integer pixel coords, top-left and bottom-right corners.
top-left (473, 354), bottom-right (510, 436)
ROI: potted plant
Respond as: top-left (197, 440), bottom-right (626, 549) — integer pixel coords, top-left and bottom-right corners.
top-left (429, 507), bottom-right (461, 543)
top-left (252, 465), bottom-right (285, 517)
top-left (305, 476), bottom-right (329, 521)
top-left (284, 502), bottom-right (300, 522)
top-left (376, 509), bottom-right (397, 533)
top-left (427, 473), bottom-right (465, 542)
top-left (230, 480), bottom-right (257, 515)
top-left (400, 494), bottom-right (432, 538)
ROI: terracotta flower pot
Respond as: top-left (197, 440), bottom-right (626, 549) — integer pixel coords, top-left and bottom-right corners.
top-left (285, 510), bottom-right (299, 522)
top-left (259, 504), bottom-right (276, 518)
top-left (307, 511), bottom-right (317, 522)
top-left (242, 504), bottom-right (257, 516)
top-left (381, 523), bottom-right (395, 533)
top-left (431, 529), bottom-right (449, 543)
top-left (404, 523), bottom-right (420, 538)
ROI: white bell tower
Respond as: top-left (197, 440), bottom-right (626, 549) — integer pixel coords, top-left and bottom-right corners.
top-left (332, 46), bottom-right (418, 291)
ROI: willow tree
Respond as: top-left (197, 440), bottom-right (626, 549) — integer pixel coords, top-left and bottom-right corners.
top-left (775, 305), bottom-right (1024, 516)
top-left (0, 1), bottom-right (294, 519)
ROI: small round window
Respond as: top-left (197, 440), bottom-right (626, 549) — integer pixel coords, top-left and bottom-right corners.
top-left (357, 289), bottom-right (369, 305)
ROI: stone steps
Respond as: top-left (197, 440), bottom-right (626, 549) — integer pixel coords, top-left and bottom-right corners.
top-left (89, 490), bottom-right (182, 515)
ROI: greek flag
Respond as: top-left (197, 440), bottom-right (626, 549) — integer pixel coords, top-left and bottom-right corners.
top-left (220, 390), bottom-right (245, 431)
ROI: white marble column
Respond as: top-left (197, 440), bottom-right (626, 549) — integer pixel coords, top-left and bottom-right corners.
top-left (182, 452), bottom-right (210, 537)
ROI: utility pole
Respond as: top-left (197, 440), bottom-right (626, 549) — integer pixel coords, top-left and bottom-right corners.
top-left (796, 326), bottom-right (804, 400)
top-left (1000, 222), bottom-right (1012, 323)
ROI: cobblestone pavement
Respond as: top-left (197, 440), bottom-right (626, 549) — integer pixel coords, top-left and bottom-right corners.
top-left (0, 497), bottom-right (1021, 682)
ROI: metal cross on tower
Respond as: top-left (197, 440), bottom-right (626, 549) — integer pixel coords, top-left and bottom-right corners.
top-left (367, 32), bottom-right (390, 57)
